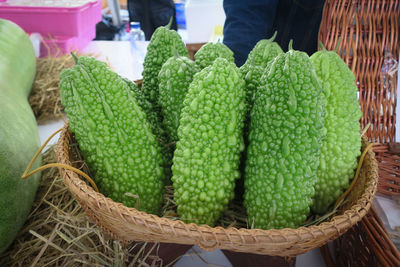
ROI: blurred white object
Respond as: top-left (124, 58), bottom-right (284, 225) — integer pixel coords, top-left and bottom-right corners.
top-left (185, 0), bottom-right (225, 44)
top-left (29, 32), bottom-right (41, 57)
top-left (83, 41), bottom-right (136, 80)
top-left (130, 22), bottom-right (145, 42)
top-left (375, 195), bottom-right (400, 230)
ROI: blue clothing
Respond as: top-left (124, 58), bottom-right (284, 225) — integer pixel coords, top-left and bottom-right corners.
top-left (223, 0), bottom-right (325, 66)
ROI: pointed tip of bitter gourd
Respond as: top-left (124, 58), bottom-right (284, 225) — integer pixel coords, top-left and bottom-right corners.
top-left (288, 39), bottom-right (294, 51)
top-left (71, 52), bottom-right (79, 64)
top-left (172, 46), bottom-right (180, 58)
top-left (319, 41), bottom-right (327, 52)
top-left (166, 16), bottom-right (173, 29)
top-left (269, 31), bottom-right (278, 42)
top-left (335, 37), bottom-right (341, 53)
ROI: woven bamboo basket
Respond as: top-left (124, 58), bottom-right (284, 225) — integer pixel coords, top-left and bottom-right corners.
top-left (319, 0), bottom-right (400, 265)
top-left (56, 124), bottom-right (377, 257)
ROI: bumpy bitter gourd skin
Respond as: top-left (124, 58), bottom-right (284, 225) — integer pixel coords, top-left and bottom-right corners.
top-left (194, 42), bottom-right (235, 70)
top-left (172, 58), bottom-right (246, 226)
top-left (310, 50), bottom-right (362, 214)
top-left (123, 78), bottom-right (166, 144)
top-left (240, 32), bottom-right (283, 77)
top-left (158, 56), bottom-right (199, 143)
top-left (59, 56), bottom-right (164, 215)
top-left (123, 78), bottom-right (173, 179)
top-left (141, 25), bottom-right (188, 109)
top-left (240, 34), bottom-right (283, 129)
top-left (244, 49), bottom-right (325, 229)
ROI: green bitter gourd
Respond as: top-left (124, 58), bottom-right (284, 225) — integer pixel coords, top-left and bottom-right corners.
top-left (240, 32), bottom-right (283, 78)
top-left (244, 45), bottom-right (325, 229)
top-left (141, 20), bottom-right (189, 110)
top-left (310, 46), bottom-right (362, 214)
top-left (172, 58), bottom-right (246, 226)
top-left (158, 55), bottom-right (199, 143)
top-left (59, 56), bottom-right (164, 215)
top-left (122, 78), bottom-right (172, 179)
top-left (194, 42), bottom-right (235, 70)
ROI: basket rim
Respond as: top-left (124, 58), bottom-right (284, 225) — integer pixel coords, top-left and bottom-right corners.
top-left (56, 121), bottom-right (378, 255)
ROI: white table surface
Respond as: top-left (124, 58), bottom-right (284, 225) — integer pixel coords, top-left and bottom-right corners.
top-left (37, 40), bottom-right (399, 267)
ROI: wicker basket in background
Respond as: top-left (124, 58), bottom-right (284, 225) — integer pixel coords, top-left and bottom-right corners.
top-left (319, 0), bottom-right (399, 195)
top-left (319, 0), bottom-right (400, 265)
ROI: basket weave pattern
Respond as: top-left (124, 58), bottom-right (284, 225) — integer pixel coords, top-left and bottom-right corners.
top-left (319, 0), bottom-right (400, 197)
top-left (57, 124), bottom-right (378, 257)
top-left (334, 206), bottom-right (400, 266)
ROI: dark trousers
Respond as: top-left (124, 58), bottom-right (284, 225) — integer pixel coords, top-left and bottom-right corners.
top-left (127, 0), bottom-right (178, 41)
top-left (223, 0), bottom-right (326, 66)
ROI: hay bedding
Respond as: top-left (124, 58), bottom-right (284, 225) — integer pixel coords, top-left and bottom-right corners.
top-left (0, 147), bottom-right (169, 266)
top-left (28, 55), bottom-right (71, 124)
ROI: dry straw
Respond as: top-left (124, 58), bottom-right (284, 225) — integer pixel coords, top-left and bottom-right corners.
top-left (0, 147), bottom-right (166, 266)
top-left (28, 55), bottom-right (72, 123)
top-left (55, 122), bottom-right (378, 257)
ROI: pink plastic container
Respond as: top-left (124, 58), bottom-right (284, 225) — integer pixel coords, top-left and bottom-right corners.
top-left (0, 0), bottom-right (102, 57)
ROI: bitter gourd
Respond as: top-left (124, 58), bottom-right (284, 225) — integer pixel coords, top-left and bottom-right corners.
top-left (240, 32), bottom-right (283, 78)
top-left (310, 47), bottom-right (362, 214)
top-left (158, 55), bottom-right (199, 143)
top-left (244, 46), bottom-right (325, 229)
top-left (240, 33), bottom-right (283, 131)
top-left (59, 55), bottom-right (164, 215)
top-left (172, 58), bottom-right (246, 226)
top-left (194, 42), bottom-right (235, 70)
top-left (141, 21), bottom-right (189, 109)
top-left (123, 78), bottom-right (172, 179)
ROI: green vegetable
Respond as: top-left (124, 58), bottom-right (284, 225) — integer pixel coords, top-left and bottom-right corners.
top-left (194, 42), bottom-right (235, 70)
top-left (244, 46), bottom-right (325, 229)
top-left (141, 21), bottom-right (189, 110)
top-left (310, 47), bottom-right (362, 214)
top-left (240, 32), bottom-right (283, 78)
top-left (59, 55), bottom-right (164, 215)
top-left (123, 78), bottom-right (167, 146)
top-left (0, 19), bottom-right (41, 254)
top-left (158, 55), bottom-right (199, 143)
top-left (242, 50), bottom-right (282, 112)
top-left (123, 78), bottom-right (172, 179)
top-left (240, 33), bottom-right (283, 137)
top-left (172, 58), bottom-right (246, 226)
top-left (243, 65), bottom-right (264, 108)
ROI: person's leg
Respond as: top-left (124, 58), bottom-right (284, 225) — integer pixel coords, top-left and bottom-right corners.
top-left (273, 0), bottom-right (325, 55)
top-left (128, 0), bottom-right (153, 40)
top-left (150, 0), bottom-right (178, 32)
top-left (223, 0), bottom-right (279, 67)
top-left (128, 0), bottom-right (177, 41)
